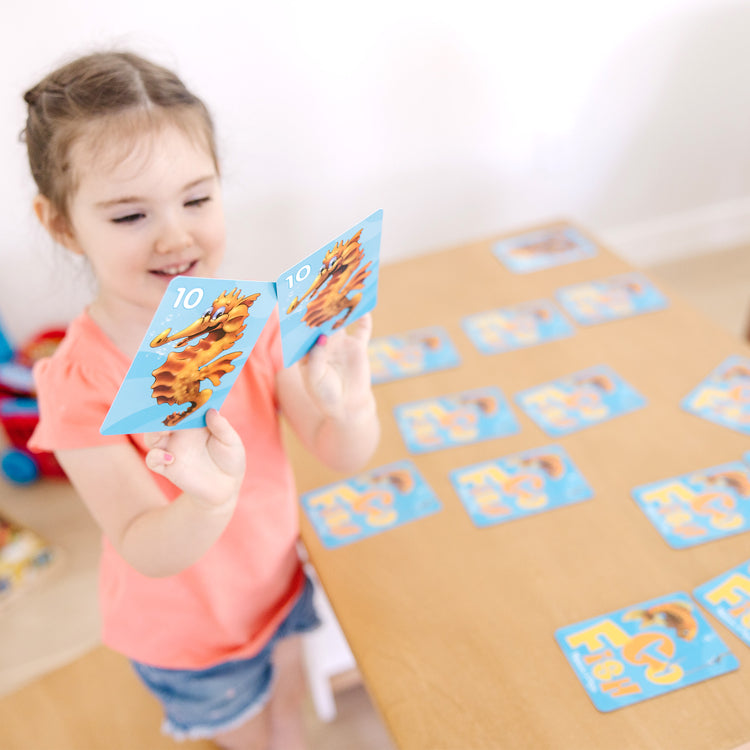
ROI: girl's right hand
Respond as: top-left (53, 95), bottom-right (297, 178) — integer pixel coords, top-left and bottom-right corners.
top-left (143, 409), bottom-right (246, 509)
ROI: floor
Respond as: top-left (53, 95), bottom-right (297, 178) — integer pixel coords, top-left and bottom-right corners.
top-left (0, 241), bottom-right (747, 749)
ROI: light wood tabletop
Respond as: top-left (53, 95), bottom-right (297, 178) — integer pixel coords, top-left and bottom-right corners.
top-left (288, 221), bottom-right (750, 750)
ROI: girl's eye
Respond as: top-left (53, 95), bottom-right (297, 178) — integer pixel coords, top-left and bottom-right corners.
top-left (185, 196), bottom-right (211, 208)
top-left (112, 212), bottom-right (145, 224)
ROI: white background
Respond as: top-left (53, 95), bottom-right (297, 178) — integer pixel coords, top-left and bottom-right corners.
top-left (2, 0), bottom-right (750, 341)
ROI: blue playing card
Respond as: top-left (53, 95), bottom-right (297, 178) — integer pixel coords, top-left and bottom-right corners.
top-left (695, 560), bottom-right (750, 649)
top-left (682, 355), bottom-right (750, 436)
top-left (492, 225), bottom-right (597, 274)
top-left (556, 272), bottom-right (668, 325)
top-left (515, 364), bottom-right (646, 437)
top-left (632, 459), bottom-right (750, 549)
top-left (394, 386), bottom-right (520, 454)
top-left (555, 592), bottom-right (738, 712)
top-left (368, 326), bottom-right (461, 385)
top-left (450, 444), bottom-right (593, 527)
top-left (277, 210), bottom-right (382, 368)
top-left (101, 277), bottom-right (277, 435)
top-left (300, 459), bottom-right (442, 549)
top-left (461, 299), bottom-right (574, 355)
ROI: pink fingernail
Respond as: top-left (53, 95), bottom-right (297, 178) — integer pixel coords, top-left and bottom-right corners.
top-left (163, 453), bottom-right (174, 464)
top-left (317, 334), bottom-right (328, 347)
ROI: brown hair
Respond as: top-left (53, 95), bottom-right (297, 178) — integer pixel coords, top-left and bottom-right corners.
top-left (22, 51), bottom-right (219, 221)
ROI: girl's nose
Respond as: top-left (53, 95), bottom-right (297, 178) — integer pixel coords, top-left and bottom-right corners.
top-left (154, 219), bottom-right (192, 254)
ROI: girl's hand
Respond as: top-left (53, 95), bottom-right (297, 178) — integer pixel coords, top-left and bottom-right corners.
top-left (298, 313), bottom-right (375, 421)
top-left (143, 409), bottom-right (246, 508)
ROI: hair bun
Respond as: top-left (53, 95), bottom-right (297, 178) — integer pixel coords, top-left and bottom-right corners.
top-left (23, 87), bottom-right (39, 106)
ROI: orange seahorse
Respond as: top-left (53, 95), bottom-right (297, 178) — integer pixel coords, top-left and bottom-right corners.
top-left (150, 288), bottom-right (260, 426)
top-left (286, 229), bottom-right (372, 330)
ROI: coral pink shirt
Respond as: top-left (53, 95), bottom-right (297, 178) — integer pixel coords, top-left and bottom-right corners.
top-left (29, 309), bottom-right (305, 669)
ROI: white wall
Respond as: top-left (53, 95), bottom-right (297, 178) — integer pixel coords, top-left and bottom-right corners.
top-left (2, 0), bottom-right (750, 342)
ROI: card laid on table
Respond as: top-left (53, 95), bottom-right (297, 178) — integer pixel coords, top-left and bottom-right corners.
top-left (682, 355), bottom-right (750, 436)
top-left (277, 209), bottom-right (383, 368)
top-left (299, 459), bottom-right (442, 549)
top-left (515, 364), bottom-right (646, 437)
top-left (394, 386), bottom-right (520, 454)
top-left (631, 459), bottom-right (750, 549)
top-left (492, 224), bottom-right (597, 274)
top-left (556, 272), bottom-right (668, 325)
top-left (101, 278), bottom-right (277, 435)
top-left (555, 592), bottom-right (738, 713)
top-left (461, 299), bottom-right (574, 355)
top-left (368, 326), bottom-right (461, 384)
top-left (694, 559), bottom-right (750, 649)
top-left (449, 444), bottom-right (593, 528)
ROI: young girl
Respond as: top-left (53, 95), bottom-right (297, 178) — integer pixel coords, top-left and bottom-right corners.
top-left (23, 51), bottom-right (379, 749)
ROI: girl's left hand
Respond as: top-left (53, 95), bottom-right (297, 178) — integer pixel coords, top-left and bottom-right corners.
top-left (298, 313), bottom-right (374, 421)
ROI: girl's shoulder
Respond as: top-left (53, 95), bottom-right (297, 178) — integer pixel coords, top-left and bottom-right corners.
top-left (34, 312), bottom-right (129, 398)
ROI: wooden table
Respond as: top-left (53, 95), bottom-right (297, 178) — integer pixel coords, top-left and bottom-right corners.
top-left (289, 221), bottom-right (750, 750)
top-left (1, 221), bottom-right (749, 750)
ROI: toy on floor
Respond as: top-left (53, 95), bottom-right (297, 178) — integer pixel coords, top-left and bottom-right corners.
top-left (0, 510), bottom-right (58, 606)
top-left (0, 320), bottom-right (66, 484)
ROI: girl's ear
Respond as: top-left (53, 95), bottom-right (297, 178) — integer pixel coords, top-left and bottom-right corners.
top-left (32, 194), bottom-right (83, 254)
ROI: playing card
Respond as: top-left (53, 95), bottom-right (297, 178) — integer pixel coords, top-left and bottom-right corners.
top-left (450, 444), bottom-right (593, 528)
top-left (492, 225), bottom-right (597, 274)
top-left (632, 459), bottom-right (750, 549)
top-left (393, 386), bottom-right (520, 454)
top-left (461, 299), bottom-right (574, 355)
top-left (276, 210), bottom-right (382, 368)
top-left (682, 355), bottom-right (750, 436)
top-left (101, 277), bottom-right (277, 435)
top-left (299, 459), bottom-right (441, 549)
top-left (556, 272), bottom-right (668, 325)
top-left (515, 364), bottom-right (646, 437)
top-left (555, 592), bottom-right (738, 712)
top-left (695, 560), bottom-right (750, 649)
top-left (369, 326), bottom-right (461, 384)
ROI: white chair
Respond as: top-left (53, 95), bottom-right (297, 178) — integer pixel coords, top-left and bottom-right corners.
top-left (301, 565), bottom-right (358, 721)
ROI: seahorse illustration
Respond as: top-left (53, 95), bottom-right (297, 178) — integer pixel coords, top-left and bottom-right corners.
top-left (286, 229), bottom-right (372, 330)
top-left (150, 288), bottom-right (260, 426)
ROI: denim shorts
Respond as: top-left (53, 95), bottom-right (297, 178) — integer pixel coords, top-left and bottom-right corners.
top-left (131, 575), bottom-right (320, 740)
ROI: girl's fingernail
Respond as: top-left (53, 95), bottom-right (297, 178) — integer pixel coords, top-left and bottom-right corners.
top-left (163, 453), bottom-right (174, 464)
top-left (317, 334), bottom-right (328, 347)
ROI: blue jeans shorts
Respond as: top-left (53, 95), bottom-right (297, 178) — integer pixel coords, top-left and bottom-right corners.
top-left (131, 575), bottom-right (320, 741)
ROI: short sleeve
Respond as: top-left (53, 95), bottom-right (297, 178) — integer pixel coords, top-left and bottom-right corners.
top-left (29, 356), bottom-right (127, 452)
top-left (28, 315), bottom-right (130, 453)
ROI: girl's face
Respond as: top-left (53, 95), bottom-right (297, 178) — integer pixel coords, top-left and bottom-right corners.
top-left (63, 123), bottom-right (226, 325)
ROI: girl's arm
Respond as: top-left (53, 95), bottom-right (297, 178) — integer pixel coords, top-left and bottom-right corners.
top-left (54, 409), bottom-right (245, 578)
top-left (276, 313), bottom-right (380, 473)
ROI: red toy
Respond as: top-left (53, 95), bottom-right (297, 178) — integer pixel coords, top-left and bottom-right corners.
top-left (0, 326), bottom-right (67, 484)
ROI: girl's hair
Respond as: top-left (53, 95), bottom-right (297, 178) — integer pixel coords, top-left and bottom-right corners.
top-left (22, 51), bottom-right (219, 220)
